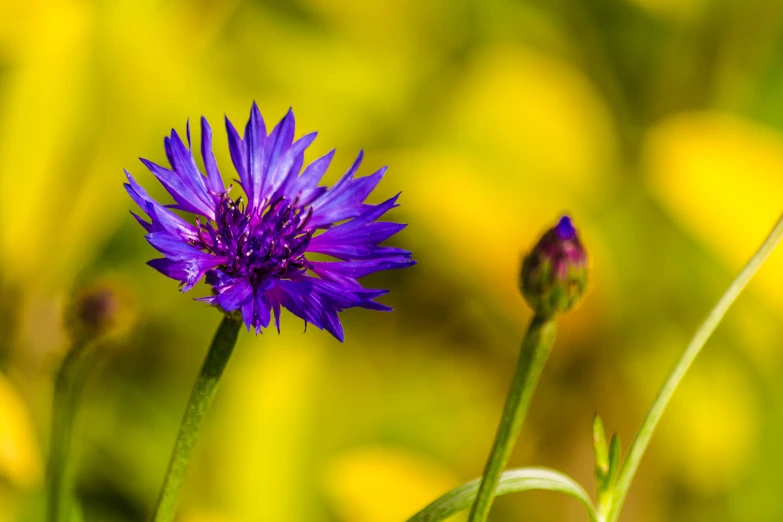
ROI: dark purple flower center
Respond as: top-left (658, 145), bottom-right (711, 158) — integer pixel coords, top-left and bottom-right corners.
top-left (195, 195), bottom-right (313, 287)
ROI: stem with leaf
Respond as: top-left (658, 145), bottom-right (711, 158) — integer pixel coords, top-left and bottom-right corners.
top-left (151, 315), bottom-right (242, 522)
top-left (409, 467), bottom-right (598, 522)
top-left (467, 314), bottom-right (557, 522)
top-left (605, 213), bottom-right (783, 522)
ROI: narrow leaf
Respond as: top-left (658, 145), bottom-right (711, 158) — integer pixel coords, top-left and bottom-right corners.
top-left (607, 434), bottom-right (621, 485)
top-left (592, 413), bottom-right (609, 475)
top-left (407, 467), bottom-right (598, 522)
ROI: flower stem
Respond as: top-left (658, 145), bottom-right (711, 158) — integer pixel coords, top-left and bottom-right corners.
top-left (468, 314), bottom-right (557, 522)
top-left (47, 341), bottom-right (96, 522)
top-left (152, 315), bottom-right (242, 522)
top-left (606, 212), bottom-right (783, 522)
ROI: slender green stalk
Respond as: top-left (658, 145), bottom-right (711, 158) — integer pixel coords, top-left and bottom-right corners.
top-left (152, 315), bottom-right (242, 522)
top-left (468, 314), bottom-right (557, 522)
top-left (606, 213), bottom-right (783, 522)
top-left (47, 341), bottom-right (96, 522)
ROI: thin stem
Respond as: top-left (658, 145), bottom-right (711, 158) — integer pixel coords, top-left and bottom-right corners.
top-left (47, 341), bottom-right (96, 522)
top-left (607, 213), bottom-right (783, 522)
top-left (468, 314), bottom-right (557, 522)
top-left (151, 315), bottom-right (242, 522)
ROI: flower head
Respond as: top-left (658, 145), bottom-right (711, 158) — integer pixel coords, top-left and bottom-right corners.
top-left (520, 215), bottom-right (587, 317)
top-left (126, 103), bottom-right (414, 340)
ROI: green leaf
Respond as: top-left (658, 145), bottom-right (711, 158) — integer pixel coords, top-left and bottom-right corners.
top-left (597, 434), bottom-right (621, 515)
top-left (406, 467), bottom-right (598, 522)
top-left (607, 434), bottom-right (621, 485)
top-left (592, 413), bottom-right (609, 476)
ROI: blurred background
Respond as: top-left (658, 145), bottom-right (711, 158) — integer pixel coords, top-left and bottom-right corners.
top-left (1, 0), bottom-right (782, 521)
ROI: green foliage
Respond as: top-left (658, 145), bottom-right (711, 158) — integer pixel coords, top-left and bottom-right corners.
top-left (407, 468), bottom-right (597, 522)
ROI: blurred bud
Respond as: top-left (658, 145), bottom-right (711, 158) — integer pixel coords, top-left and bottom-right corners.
top-left (66, 282), bottom-right (134, 342)
top-left (520, 215), bottom-right (587, 317)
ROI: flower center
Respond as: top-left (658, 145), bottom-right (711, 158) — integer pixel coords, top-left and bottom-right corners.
top-left (197, 195), bottom-right (313, 286)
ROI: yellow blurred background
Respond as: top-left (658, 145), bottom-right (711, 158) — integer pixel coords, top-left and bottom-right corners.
top-left (1, 0), bottom-right (782, 521)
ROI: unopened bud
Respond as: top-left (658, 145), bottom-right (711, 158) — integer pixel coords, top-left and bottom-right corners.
top-left (67, 283), bottom-right (132, 342)
top-left (520, 215), bottom-right (587, 317)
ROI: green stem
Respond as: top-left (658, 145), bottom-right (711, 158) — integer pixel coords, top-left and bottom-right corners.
top-left (151, 315), bottom-right (242, 522)
top-left (468, 314), bottom-right (557, 522)
top-left (47, 341), bottom-right (96, 522)
top-left (607, 213), bottom-right (783, 522)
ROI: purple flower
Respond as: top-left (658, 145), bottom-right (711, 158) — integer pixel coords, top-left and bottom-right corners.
top-left (125, 103), bottom-right (414, 340)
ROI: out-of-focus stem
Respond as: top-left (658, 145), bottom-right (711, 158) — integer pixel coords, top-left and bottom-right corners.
top-left (607, 213), bottom-right (783, 522)
top-left (47, 341), bottom-right (96, 522)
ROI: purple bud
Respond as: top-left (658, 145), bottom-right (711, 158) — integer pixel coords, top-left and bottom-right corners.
top-left (520, 215), bottom-right (588, 317)
top-left (67, 283), bottom-right (133, 341)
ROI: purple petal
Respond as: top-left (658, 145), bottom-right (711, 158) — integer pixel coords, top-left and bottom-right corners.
top-left (216, 279), bottom-right (253, 313)
top-left (148, 205), bottom-right (200, 242)
top-left (258, 109), bottom-right (298, 203)
top-left (278, 280), bottom-right (345, 341)
top-left (164, 130), bottom-right (215, 216)
top-left (201, 116), bottom-right (225, 196)
top-left (130, 211), bottom-right (152, 232)
top-left (255, 289), bottom-right (271, 331)
top-left (125, 170), bottom-right (198, 241)
top-left (148, 258), bottom-right (188, 280)
top-left (309, 257), bottom-right (416, 286)
top-left (269, 131), bottom-right (317, 202)
top-left (292, 149), bottom-right (335, 205)
top-left (226, 116), bottom-right (248, 191)
top-left (309, 151), bottom-right (386, 227)
top-left (308, 242), bottom-right (410, 261)
top-left (245, 102), bottom-right (268, 213)
top-left (272, 277), bottom-right (394, 341)
top-left (307, 195), bottom-right (409, 260)
top-left (241, 300), bottom-right (255, 330)
top-left (272, 300), bottom-right (282, 333)
top-left (146, 232), bottom-right (227, 290)
top-left (140, 158), bottom-right (214, 219)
